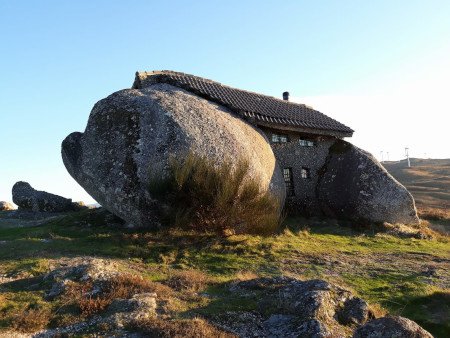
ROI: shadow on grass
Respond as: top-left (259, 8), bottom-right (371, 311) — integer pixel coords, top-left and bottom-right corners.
top-left (391, 291), bottom-right (450, 337)
top-left (0, 208), bottom-right (283, 277)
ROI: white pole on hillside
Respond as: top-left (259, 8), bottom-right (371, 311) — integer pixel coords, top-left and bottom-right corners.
top-left (405, 147), bottom-right (411, 167)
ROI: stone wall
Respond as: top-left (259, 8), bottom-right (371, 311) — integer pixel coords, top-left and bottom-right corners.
top-left (260, 127), bottom-right (335, 215)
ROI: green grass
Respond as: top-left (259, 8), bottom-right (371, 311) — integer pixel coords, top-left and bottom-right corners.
top-left (0, 209), bottom-right (449, 336)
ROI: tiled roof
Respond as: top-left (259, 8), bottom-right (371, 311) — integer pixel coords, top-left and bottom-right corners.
top-left (133, 71), bottom-right (354, 137)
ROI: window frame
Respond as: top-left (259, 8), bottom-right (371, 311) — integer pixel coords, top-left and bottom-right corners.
top-left (283, 167), bottom-right (295, 196)
top-left (299, 138), bottom-right (315, 147)
top-left (272, 133), bottom-right (289, 144)
top-left (300, 167), bottom-right (311, 179)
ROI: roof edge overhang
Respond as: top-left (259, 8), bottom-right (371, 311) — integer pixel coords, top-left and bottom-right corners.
top-left (253, 120), bottom-right (353, 138)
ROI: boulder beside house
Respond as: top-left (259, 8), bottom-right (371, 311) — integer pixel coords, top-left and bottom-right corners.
top-left (62, 71), bottom-right (419, 227)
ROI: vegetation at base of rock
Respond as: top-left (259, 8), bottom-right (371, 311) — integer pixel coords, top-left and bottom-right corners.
top-left (0, 209), bottom-right (448, 336)
top-left (148, 153), bottom-right (282, 235)
top-left (127, 317), bottom-right (235, 338)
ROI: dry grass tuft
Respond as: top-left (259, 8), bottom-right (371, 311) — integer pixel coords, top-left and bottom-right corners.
top-left (127, 317), bottom-right (236, 338)
top-left (11, 307), bottom-right (51, 333)
top-left (233, 270), bottom-right (259, 282)
top-left (148, 152), bottom-right (282, 235)
top-left (418, 206), bottom-right (450, 221)
top-left (369, 303), bottom-right (388, 318)
top-left (166, 269), bottom-right (210, 293)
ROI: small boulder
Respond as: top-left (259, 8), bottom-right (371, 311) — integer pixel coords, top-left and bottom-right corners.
top-left (353, 315), bottom-right (433, 338)
top-left (318, 140), bottom-right (419, 224)
top-left (12, 181), bottom-right (75, 212)
top-left (0, 201), bottom-right (16, 211)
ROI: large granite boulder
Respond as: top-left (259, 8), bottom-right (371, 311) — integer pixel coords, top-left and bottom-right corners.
top-left (0, 201), bottom-right (16, 211)
top-left (353, 316), bottom-right (433, 338)
top-left (62, 83), bottom-right (285, 228)
top-left (12, 181), bottom-right (76, 212)
top-left (317, 140), bottom-right (419, 224)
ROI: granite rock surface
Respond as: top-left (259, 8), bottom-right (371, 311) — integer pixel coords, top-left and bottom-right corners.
top-left (12, 181), bottom-right (76, 212)
top-left (62, 83), bottom-right (285, 228)
top-left (317, 140), bottom-right (419, 224)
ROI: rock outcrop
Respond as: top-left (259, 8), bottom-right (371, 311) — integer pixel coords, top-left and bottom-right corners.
top-left (0, 201), bottom-right (16, 211)
top-left (12, 181), bottom-right (78, 212)
top-left (62, 83), bottom-right (285, 228)
top-left (353, 316), bottom-right (433, 338)
top-left (317, 140), bottom-right (419, 224)
top-left (212, 277), bottom-right (432, 337)
top-left (217, 277), bottom-right (373, 337)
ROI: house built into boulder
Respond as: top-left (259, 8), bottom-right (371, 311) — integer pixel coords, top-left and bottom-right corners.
top-left (133, 71), bottom-right (418, 223)
top-left (62, 71), bottom-right (419, 227)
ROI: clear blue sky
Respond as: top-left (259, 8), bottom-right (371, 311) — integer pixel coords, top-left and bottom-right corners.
top-left (1, 1), bottom-right (449, 203)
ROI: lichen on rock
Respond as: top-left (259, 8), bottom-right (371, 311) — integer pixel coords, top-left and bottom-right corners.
top-left (62, 83), bottom-right (285, 228)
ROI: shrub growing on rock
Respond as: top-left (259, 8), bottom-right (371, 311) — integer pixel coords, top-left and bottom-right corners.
top-left (148, 153), bottom-right (282, 235)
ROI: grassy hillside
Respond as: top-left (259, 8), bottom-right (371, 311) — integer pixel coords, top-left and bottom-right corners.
top-left (383, 158), bottom-right (450, 209)
top-left (0, 209), bottom-right (449, 336)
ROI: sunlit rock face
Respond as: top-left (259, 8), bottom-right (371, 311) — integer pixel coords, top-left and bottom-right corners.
top-left (317, 140), bottom-right (419, 224)
top-left (62, 83), bottom-right (285, 228)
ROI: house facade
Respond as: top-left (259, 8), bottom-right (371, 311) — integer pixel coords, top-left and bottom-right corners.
top-left (133, 71), bottom-right (354, 214)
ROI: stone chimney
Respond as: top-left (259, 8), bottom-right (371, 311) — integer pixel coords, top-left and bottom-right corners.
top-left (283, 91), bottom-right (289, 101)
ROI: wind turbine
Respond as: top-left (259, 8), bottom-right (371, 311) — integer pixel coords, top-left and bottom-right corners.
top-left (405, 147), bottom-right (411, 167)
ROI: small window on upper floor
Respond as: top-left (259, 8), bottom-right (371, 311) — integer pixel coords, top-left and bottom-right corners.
top-left (272, 133), bottom-right (288, 143)
top-left (301, 167), bottom-right (311, 179)
top-left (299, 139), bottom-right (315, 147)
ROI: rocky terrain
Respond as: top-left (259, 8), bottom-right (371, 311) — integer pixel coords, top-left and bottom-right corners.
top-left (0, 208), bottom-right (448, 337)
top-left (0, 78), bottom-right (447, 337)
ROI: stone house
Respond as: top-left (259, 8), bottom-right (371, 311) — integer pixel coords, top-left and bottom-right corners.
top-left (133, 71), bottom-right (354, 214)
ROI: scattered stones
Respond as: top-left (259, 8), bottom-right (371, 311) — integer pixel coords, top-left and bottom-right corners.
top-left (36, 258), bottom-right (156, 337)
top-left (12, 181), bottom-right (78, 212)
top-left (62, 83), bottom-right (285, 228)
top-left (353, 315), bottom-right (433, 338)
top-left (1, 259), bottom-right (434, 337)
top-left (317, 140), bottom-right (419, 224)
top-left (0, 201), bottom-right (16, 211)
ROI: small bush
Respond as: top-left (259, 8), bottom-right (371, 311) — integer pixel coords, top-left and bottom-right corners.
top-left (148, 153), bottom-right (281, 235)
top-left (166, 269), bottom-right (210, 293)
top-left (64, 274), bottom-right (162, 317)
top-left (11, 306), bottom-right (51, 333)
top-left (127, 317), bottom-right (235, 338)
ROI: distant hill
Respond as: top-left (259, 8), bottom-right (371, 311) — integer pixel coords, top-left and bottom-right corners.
top-left (383, 158), bottom-right (450, 209)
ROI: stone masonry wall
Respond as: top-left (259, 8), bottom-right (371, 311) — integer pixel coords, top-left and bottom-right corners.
top-left (260, 126), bottom-right (335, 215)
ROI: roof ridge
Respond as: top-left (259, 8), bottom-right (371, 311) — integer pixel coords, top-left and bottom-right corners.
top-left (136, 70), bottom-right (311, 108)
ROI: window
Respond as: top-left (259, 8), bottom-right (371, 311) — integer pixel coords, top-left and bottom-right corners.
top-left (283, 168), bottom-right (295, 196)
top-left (301, 167), bottom-right (310, 179)
top-left (272, 133), bottom-right (288, 143)
top-left (299, 139), bottom-right (314, 147)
